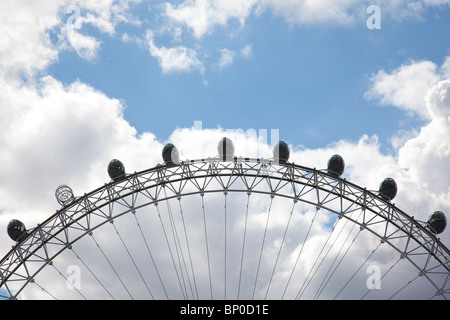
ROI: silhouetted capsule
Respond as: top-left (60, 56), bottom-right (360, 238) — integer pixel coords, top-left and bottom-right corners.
top-left (273, 141), bottom-right (290, 163)
top-left (427, 211), bottom-right (447, 234)
top-left (7, 219), bottom-right (27, 242)
top-left (327, 154), bottom-right (345, 177)
top-left (379, 178), bottom-right (397, 201)
top-left (108, 159), bottom-right (126, 181)
top-left (162, 143), bottom-right (180, 166)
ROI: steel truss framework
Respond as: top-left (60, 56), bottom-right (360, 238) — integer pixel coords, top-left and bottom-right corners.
top-left (0, 157), bottom-right (449, 299)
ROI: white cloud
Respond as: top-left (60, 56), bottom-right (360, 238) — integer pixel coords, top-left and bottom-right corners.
top-left (60, 26), bottom-right (102, 61)
top-left (0, 0), bottom-right (144, 78)
top-left (365, 60), bottom-right (441, 119)
top-left (425, 79), bottom-right (450, 118)
top-left (214, 45), bottom-right (253, 70)
top-left (240, 44), bottom-right (253, 59)
top-left (57, 0), bottom-right (144, 61)
top-left (0, 74), bottom-right (168, 234)
top-left (165, 0), bottom-right (259, 39)
top-left (261, 0), bottom-right (363, 26)
top-left (264, 0), bottom-right (450, 25)
top-left (0, 0), bottom-right (449, 300)
top-left (397, 80), bottom-right (450, 197)
top-left (4, 0), bottom-right (445, 80)
top-left (145, 30), bottom-right (204, 74)
top-left (364, 58), bottom-right (450, 213)
top-left (163, 0), bottom-right (363, 38)
top-left (423, 0), bottom-right (450, 5)
top-left (440, 56), bottom-right (450, 79)
top-left (389, 128), bottom-right (419, 150)
top-left (0, 0), bottom-right (61, 79)
top-left (217, 48), bottom-right (236, 70)
top-left (162, 0), bottom-right (450, 43)
top-left (70, 0), bottom-right (143, 35)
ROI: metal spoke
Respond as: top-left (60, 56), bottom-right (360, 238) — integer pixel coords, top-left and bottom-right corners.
top-left (50, 262), bottom-right (87, 300)
top-left (264, 200), bottom-right (297, 299)
top-left (282, 206), bottom-right (320, 299)
top-left (295, 217), bottom-right (341, 300)
top-left (237, 192), bottom-right (251, 300)
top-left (252, 195), bottom-right (274, 299)
top-left (90, 232), bottom-right (133, 299)
top-left (201, 193), bottom-right (213, 299)
top-left (33, 280), bottom-right (58, 300)
top-left (70, 247), bottom-right (115, 299)
top-left (111, 222), bottom-right (154, 299)
top-left (361, 256), bottom-right (402, 299)
top-left (334, 241), bottom-right (382, 299)
top-left (177, 197), bottom-right (199, 300)
top-left (155, 202), bottom-right (186, 299)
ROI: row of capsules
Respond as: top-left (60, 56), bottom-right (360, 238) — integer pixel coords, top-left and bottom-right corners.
top-left (7, 138), bottom-right (447, 243)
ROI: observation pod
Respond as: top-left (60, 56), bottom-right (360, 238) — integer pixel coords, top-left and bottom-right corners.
top-left (7, 219), bottom-right (27, 242)
top-left (55, 185), bottom-right (74, 206)
top-left (379, 178), bottom-right (397, 201)
top-left (327, 154), bottom-right (345, 177)
top-left (162, 143), bottom-right (180, 166)
top-left (273, 141), bottom-right (290, 163)
top-left (218, 137), bottom-right (235, 161)
top-left (428, 211), bottom-right (447, 234)
top-left (108, 159), bottom-right (126, 181)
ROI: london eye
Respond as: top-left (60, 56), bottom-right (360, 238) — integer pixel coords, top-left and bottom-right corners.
top-left (1, 138), bottom-right (448, 300)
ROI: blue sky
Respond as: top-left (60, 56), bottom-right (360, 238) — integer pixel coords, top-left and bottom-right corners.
top-left (46, 1), bottom-right (450, 151)
top-left (1, 0), bottom-right (450, 299)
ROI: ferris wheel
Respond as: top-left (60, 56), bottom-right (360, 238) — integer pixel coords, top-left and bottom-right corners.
top-left (0, 138), bottom-right (448, 300)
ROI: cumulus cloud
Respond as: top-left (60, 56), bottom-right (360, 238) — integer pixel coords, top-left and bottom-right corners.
top-left (0, 74), bottom-right (161, 219)
top-left (240, 44), bottom-right (253, 59)
top-left (217, 48), bottom-right (236, 70)
top-left (0, 0), bottom-right (61, 78)
top-left (56, 0), bottom-right (143, 61)
top-left (364, 57), bottom-right (450, 206)
top-left (423, 0), bottom-right (450, 5)
top-left (162, 0), bottom-right (450, 40)
top-left (261, 0), bottom-right (364, 26)
top-left (364, 57), bottom-right (450, 223)
top-left (211, 45), bottom-right (253, 70)
top-left (151, 0), bottom-right (450, 77)
top-left (73, 0), bottom-right (140, 35)
top-left (365, 60), bottom-right (441, 119)
top-left (0, 0), bottom-right (449, 300)
top-left (440, 56), bottom-right (450, 79)
top-left (0, 0), bottom-right (143, 75)
top-left (164, 0), bottom-right (259, 39)
top-left (397, 80), bottom-right (450, 196)
top-left (59, 26), bottom-right (102, 61)
top-left (163, 0), bottom-right (363, 38)
top-left (145, 30), bottom-right (204, 74)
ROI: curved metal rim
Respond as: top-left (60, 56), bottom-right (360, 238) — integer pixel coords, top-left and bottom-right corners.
top-left (1, 157), bottom-right (449, 299)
